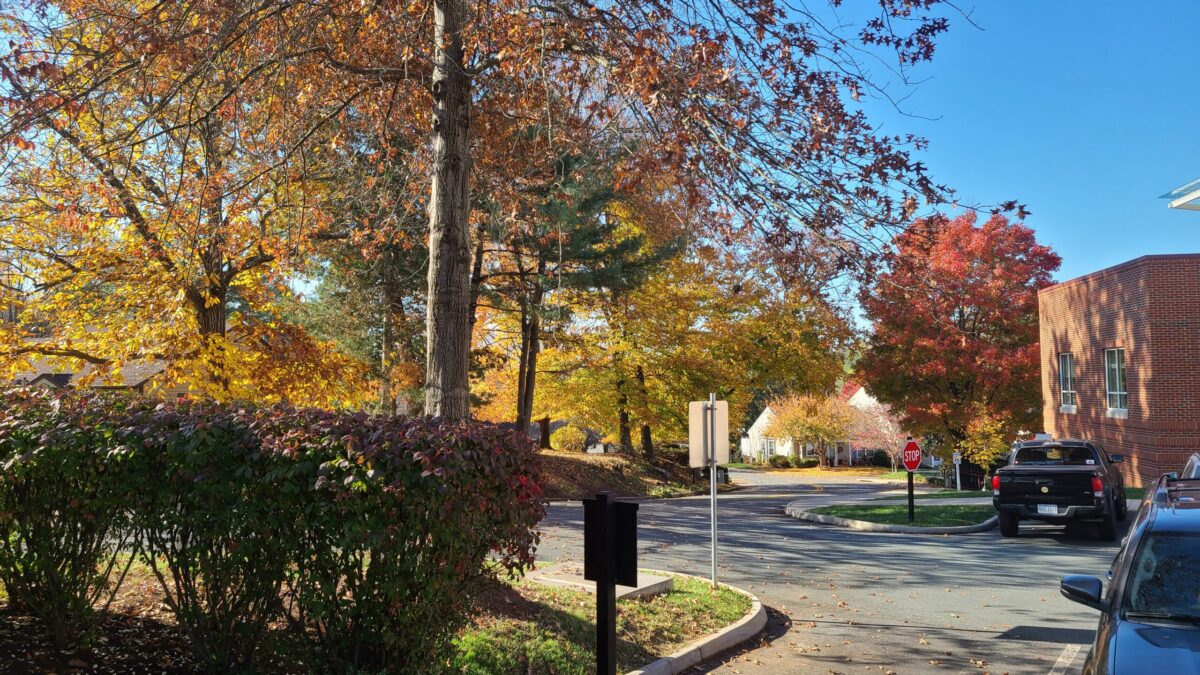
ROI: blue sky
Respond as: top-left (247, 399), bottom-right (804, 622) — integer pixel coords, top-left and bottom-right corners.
top-left (859, 1), bottom-right (1200, 282)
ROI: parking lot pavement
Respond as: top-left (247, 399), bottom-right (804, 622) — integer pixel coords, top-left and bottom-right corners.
top-left (536, 469), bottom-right (1132, 674)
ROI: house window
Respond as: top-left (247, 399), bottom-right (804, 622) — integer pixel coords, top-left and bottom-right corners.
top-left (1105, 348), bottom-right (1127, 410)
top-left (1059, 353), bottom-right (1076, 407)
top-left (761, 438), bottom-right (776, 456)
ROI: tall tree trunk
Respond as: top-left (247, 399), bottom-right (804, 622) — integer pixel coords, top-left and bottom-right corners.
top-left (380, 300), bottom-right (394, 414)
top-left (517, 310), bottom-right (540, 430)
top-left (192, 295), bottom-right (226, 337)
top-left (516, 258), bottom-right (546, 430)
top-left (635, 365), bottom-right (654, 460)
top-left (616, 379), bottom-right (633, 452)
top-left (424, 0), bottom-right (472, 419)
top-left (516, 300), bottom-right (529, 425)
top-left (468, 220), bottom-right (486, 333)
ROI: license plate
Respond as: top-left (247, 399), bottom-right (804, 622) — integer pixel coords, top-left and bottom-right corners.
top-left (1037, 504), bottom-right (1058, 515)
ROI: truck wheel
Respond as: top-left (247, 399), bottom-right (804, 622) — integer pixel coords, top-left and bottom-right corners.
top-left (1098, 499), bottom-right (1118, 541)
top-left (998, 512), bottom-right (1019, 537)
top-left (1115, 491), bottom-right (1128, 522)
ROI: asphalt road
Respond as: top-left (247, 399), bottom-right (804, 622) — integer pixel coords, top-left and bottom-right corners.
top-left (536, 469), bottom-right (1133, 675)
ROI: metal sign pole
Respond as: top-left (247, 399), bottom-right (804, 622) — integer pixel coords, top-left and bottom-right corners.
top-left (708, 392), bottom-right (718, 588)
top-left (593, 493), bottom-right (616, 675)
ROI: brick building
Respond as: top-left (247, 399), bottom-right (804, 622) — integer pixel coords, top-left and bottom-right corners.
top-left (1039, 254), bottom-right (1200, 485)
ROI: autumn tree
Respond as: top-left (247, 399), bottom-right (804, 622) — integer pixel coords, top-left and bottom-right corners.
top-left (289, 0), bottom-right (967, 418)
top-left (849, 398), bottom-right (906, 471)
top-left (766, 393), bottom-right (855, 466)
top-left (520, 244), bottom-right (849, 457)
top-left (0, 1), bottom-right (373, 405)
top-left (958, 404), bottom-right (1012, 468)
top-left (293, 242), bottom-right (428, 413)
top-left (4, 1), bottom-right (977, 418)
top-left (857, 213), bottom-right (1061, 456)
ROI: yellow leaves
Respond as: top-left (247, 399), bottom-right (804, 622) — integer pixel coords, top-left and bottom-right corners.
top-left (767, 394), bottom-right (855, 448)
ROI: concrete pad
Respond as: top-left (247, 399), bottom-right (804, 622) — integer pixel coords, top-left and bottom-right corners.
top-left (526, 563), bottom-right (673, 600)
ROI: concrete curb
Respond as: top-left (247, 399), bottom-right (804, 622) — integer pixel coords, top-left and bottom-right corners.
top-left (784, 500), bottom-right (999, 534)
top-left (625, 571), bottom-right (767, 675)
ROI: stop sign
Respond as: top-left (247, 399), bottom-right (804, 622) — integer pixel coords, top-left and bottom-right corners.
top-left (901, 439), bottom-right (922, 472)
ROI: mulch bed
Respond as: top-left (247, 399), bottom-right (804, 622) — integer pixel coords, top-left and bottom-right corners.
top-left (0, 610), bottom-right (199, 675)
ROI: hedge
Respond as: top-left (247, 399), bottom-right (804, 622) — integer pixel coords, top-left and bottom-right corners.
top-left (549, 425), bottom-right (587, 453)
top-left (0, 389), bottom-right (546, 672)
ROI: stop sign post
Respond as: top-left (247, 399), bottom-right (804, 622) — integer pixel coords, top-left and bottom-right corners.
top-left (902, 438), bottom-right (922, 523)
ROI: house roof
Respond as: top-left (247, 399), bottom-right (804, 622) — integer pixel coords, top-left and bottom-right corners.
top-left (12, 355), bottom-right (165, 389)
top-left (838, 380), bottom-right (863, 402)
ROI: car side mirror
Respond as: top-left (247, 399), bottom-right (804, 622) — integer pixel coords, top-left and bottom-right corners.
top-left (1110, 454), bottom-right (1124, 463)
top-left (1061, 575), bottom-right (1107, 611)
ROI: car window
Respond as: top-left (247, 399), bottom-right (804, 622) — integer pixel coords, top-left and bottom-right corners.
top-left (1183, 455), bottom-right (1200, 480)
top-left (1124, 533), bottom-right (1200, 618)
top-left (1013, 446), bottom-right (1098, 465)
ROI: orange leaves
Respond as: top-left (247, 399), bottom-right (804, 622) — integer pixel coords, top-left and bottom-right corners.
top-left (858, 213), bottom-right (1061, 442)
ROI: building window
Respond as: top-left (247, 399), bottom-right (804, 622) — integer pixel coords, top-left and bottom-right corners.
top-left (1105, 348), bottom-right (1127, 410)
top-left (761, 438), bottom-right (776, 456)
top-left (1059, 353), bottom-right (1076, 407)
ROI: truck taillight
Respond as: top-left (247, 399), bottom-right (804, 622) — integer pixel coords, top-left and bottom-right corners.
top-left (992, 474), bottom-right (1000, 494)
top-left (1092, 475), bottom-right (1104, 497)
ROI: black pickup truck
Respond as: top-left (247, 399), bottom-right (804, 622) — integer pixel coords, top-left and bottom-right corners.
top-left (992, 439), bottom-right (1128, 540)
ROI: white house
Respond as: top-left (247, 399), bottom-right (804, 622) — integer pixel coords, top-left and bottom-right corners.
top-left (738, 383), bottom-right (939, 467)
top-left (740, 412), bottom-right (853, 466)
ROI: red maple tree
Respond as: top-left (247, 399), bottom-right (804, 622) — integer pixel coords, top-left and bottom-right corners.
top-left (856, 213), bottom-right (1061, 449)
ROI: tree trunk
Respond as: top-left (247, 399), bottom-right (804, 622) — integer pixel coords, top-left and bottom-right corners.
top-left (616, 379), bottom-right (633, 452)
top-left (516, 300), bottom-right (529, 424)
top-left (635, 365), bottom-right (654, 460)
top-left (516, 257), bottom-right (546, 430)
top-left (516, 306), bottom-right (540, 430)
top-left (639, 423), bottom-right (654, 460)
top-left (424, 0), bottom-right (472, 419)
top-left (539, 417), bottom-right (551, 450)
top-left (380, 299), bottom-right (394, 414)
top-left (468, 221), bottom-right (486, 334)
top-left (193, 297), bottom-right (226, 337)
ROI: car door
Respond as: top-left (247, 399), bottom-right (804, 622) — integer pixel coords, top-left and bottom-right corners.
top-left (1091, 443), bottom-right (1124, 497)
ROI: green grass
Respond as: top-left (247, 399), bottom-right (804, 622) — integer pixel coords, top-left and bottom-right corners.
top-left (879, 470), bottom-right (930, 484)
top-left (450, 575), bottom-right (751, 674)
top-left (872, 489), bottom-right (988, 501)
top-left (1126, 487), bottom-right (1147, 500)
top-left (810, 503), bottom-right (995, 527)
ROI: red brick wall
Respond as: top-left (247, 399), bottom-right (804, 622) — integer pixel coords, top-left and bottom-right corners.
top-left (1039, 255), bottom-right (1200, 486)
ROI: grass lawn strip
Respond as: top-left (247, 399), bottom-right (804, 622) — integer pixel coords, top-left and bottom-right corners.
top-left (810, 503), bottom-right (995, 527)
top-left (452, 575), bottom-right (751, 674)
top-left (872, 489), bottom-right (989, 501)
top-left (878, 470), bottom-right (931, 484)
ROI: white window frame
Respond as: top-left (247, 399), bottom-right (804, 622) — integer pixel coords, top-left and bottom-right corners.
top-left (1105, 348), bottom-right (1128, 412)
top-left (761, 438), bottom-right (776, 456)
top-left (1059, 352), bottom-right (1076, 411)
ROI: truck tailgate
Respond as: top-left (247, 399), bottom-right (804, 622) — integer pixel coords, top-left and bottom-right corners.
top-left (1000, 467), bottom-right (1097, 505)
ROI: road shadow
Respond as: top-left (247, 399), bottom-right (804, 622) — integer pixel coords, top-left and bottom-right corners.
top-left (995, 625), bottom-right (1095, 643)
